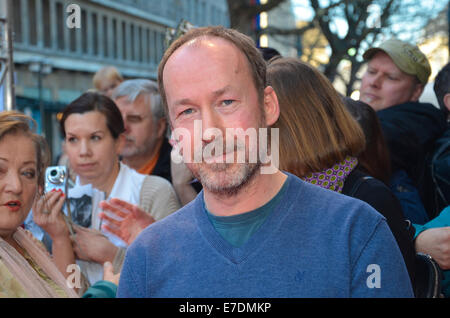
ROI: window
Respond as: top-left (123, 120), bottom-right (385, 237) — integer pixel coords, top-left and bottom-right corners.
top-left (122, 21), bottom-right (127, 60)
top-left (12, 0), bottom-right (21, 43)
top-left (56, 2), bottom-right (64, 50)
top-left (81, 10), bottom-right (88, 53)
top-left (92, 13), bottom-right (98, 55)
top-left (112, 18), bottom-right (117, 59)
top-left (42, 0), bottom-right (51, 48)
top-left (130, 24), bottom-right (135, 61)
top-left (29, 0), bottom-right (37, 45)
top-left (103, 15), bottom-right (108, 57)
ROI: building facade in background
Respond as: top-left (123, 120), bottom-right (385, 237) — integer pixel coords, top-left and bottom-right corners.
top-left (11, 0), bottom-right (229, 161)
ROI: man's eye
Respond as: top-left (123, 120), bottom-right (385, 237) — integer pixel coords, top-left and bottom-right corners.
top-left (127, 116), bottom-right (142, 123)
top-left (181, 108), bottom-right (194, 116)
top-left (222, 100), bottom-right (234, 106)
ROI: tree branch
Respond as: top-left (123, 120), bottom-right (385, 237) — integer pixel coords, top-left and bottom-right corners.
top-left (260, 21), bottom-right (316, 36)
top-left (310, 0), bottom-right (347, 52)
top-left (228, 0), bottom-right (286, 18)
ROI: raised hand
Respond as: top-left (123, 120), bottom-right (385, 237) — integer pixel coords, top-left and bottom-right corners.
top-left (99, 198), bottom-right (155, 245)
top-left (71, 225), bottom-right (118, 264)
top-left (32, 189), bottom-right (76, 280)
top-left (32, 189), bottom-right (69, 240)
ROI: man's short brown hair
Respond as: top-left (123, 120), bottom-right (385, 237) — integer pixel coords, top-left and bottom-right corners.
top-left (157, 26), bottom-right (266, 118)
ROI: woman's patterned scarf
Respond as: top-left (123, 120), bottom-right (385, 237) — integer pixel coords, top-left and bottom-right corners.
top-left (303, 156), bottom-right (358, 193)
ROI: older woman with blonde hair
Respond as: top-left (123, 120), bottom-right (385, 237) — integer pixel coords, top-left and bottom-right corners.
top-left (0, 111), bottom-right (79, 297)
top-left (267, 57), bottom-right (417, 291)
top-left (0, 111), bottom-right (122, 298)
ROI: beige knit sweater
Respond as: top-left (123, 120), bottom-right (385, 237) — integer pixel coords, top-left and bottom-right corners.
top-left (139, 175), bottom-right (181, 221)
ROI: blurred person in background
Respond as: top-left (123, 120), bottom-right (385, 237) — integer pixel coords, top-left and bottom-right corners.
top-left (0, 111), bottom-right (119, 298)
top-left (417, 62), bottom-right (450, 218)
top-left (112, 79), bottom-right (172, 182)
top-left (31, 92), bottom-right (180, 290)
top-left (359, 39), bottom-right (447, 224)
top-left (0, 111), bottom-right (78, 297)
top-left (411, 62), bottom-right (450, 297)
top-left (93, 66), bottom-right (124, 98)
top-left (112, 79), bottom-right (203, 206)
top-left (267, 57), bottom-right (416, 292)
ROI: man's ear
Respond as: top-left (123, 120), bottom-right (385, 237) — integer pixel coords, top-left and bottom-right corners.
top-left (443, 93), bottom-right (450, 112)
top-left (410, 83), bottom-right (425, 102)
top-left (263, 86), bottom-right (280, 126)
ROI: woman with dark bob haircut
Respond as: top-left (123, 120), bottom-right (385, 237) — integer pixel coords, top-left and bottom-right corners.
top-left (59, 92), bottom-right (125, 140)
top-left (267, 57), bottom-right (417, 292)
top-left (29, 92), bottom-right (180, 294)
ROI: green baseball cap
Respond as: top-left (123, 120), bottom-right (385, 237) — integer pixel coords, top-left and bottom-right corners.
top-left (363, 38), bottom-right (431, 84)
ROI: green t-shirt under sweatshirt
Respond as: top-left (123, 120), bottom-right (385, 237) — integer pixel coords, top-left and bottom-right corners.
top-left (205, 178), bottom-right (289, 248)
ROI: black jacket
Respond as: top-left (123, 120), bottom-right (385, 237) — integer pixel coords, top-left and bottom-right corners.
top-left (420, 124), bottom-right (450, 217)
top-left (342, 169), bottom-right (417, 288)
top-left (152, 137), bottom-right (172, 183)
top-left (377, 101), bottom-right (447, 186)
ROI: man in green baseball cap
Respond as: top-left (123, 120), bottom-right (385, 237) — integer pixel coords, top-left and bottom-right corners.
top-left (360, 38), bottom-right (431, 111)
top-left (359, 38), bottom-right (447, 226)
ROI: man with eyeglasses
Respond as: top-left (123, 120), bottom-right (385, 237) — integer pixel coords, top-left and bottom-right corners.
top-left (113, 79), bottom-right (171, 182)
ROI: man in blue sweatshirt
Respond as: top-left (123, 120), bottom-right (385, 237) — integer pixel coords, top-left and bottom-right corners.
top-left (117, 26), bottom-right (413, 298)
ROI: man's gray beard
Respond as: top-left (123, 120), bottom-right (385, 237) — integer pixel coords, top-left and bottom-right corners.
top-left (121, 138), bottom-right (155, 159)
top-left (191, 161), bottom-right (260, 197)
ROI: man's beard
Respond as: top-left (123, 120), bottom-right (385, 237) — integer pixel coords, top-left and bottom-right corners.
top-left (120, 137), bottom-right (139, 157)
top-left (121, 136), bottom-right (157, 159)
top-left (189, 160), bottom-right (261, 197)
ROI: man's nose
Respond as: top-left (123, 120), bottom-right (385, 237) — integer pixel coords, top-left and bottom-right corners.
top-left (200, 109), bottom-right (222, 144)
top-left (123, 120), bottom-right (131, 134)
top-left (369, 74), bottom-right (382, 88)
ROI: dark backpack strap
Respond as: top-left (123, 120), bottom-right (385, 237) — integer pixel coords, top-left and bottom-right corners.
top-left (347, 176), bottom-right (374, 197)
top-left (431, 139), bottom-right (450, 207)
